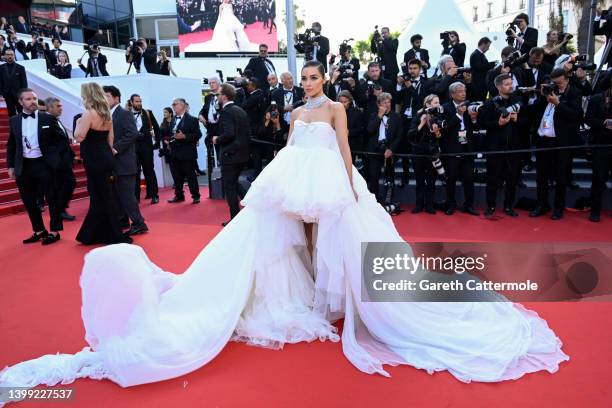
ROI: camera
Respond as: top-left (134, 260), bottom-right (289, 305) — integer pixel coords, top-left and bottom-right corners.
top-left (269, 101), bottom-right (279, 119)
top-left (425, 106), bottom-right (447, 131)
top-left (37, 37), bottom-right (44, 44)
top-left (569, 54), bottom-right (588, 63)
top-left (425, 106), bottom-right (444, 115)
top-left (493, 97), bottom-right (521, 118)
top-left (503, 51), bottom-right (529, 69)
top-left (83, 42), bottom-right (100, 53)
top-left (558, 32), bottom-right (573, 41)
top-left (505, 21), bottom-right (519, 45)
top-left (541, 83), bottom-right (559, 96)
top-left (428, 144), bottom-right (447, 180)
top-left (573, 62), bottom-right (597, 71)
top-left (516, 86), bottom-right (538, 95)
top-left (467, 101), bottom-right (484, 114)
top-left (294, 28), bottom-right (320, 60)
top-left (366, 80), bottom-right (382, 95)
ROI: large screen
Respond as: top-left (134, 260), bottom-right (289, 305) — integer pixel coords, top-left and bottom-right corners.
top-left (177, 0), bottom-right (279, 54)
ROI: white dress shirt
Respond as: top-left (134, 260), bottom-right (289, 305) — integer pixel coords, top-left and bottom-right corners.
top-left (22, 111), bottom-right (42, 159)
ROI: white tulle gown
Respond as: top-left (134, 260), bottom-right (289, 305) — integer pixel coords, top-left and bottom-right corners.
top-left (0, 120), bottom-right (569, 398)
top-left (185, 3), bottom-right (258, 53)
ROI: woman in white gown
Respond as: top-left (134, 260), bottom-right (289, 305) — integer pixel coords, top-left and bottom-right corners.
top-left (0, 61), bottom-right (569, 397)
top-left (185, 0), bottom-right (258, 53)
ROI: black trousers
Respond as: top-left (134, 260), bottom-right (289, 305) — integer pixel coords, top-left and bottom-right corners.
top-left (535, 138), bottom-right (572, 210)
top-left (171, 159), bottom-right (200, 199)
top-left (135, 144), bottom-right (158, 200)
top-left (413, 156), bottom-right (437, 208)
top-left (367, 155), bottom-right (395, 203)
top-left (59, 167), bottom-right (76, 211)
top-left (444, 156), bottom-right (475, 208)
top-left (590, 149), bottom-right (612, 214)
top-left (116, 174), bottom-right (145, 226)
top-left (16, 158), bottom-right (62, 232)
top-left (485, 154), bottom-right (522, 209)
top-left (4, 93), bottom-right (21, 117)
top-left (222, 162), bottom-right (246, 219)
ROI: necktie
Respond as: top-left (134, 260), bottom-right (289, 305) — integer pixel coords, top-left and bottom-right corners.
top-left (22, 112), bottom-right (35, 119)
top-left (93, 59), bottom-right (99, 76)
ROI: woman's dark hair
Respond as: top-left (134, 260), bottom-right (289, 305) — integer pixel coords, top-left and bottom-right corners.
top-left (302, 60), bottom-right (325, 77)
top-left (163, 107), bottom-right (173, 116)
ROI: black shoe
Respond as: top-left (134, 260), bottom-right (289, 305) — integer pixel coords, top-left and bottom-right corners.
top-left (23, 230), bottom-right (48, 244)
top-left (461, 206), bottom-right (480, 216)
top-left (41, 232), bottom-right (60, 245)
top-left (411, 206), bottom-right (424, 214)
top-left (484, 207), bottom-right (495, 217)
top-left (425, 206), bottom-right (436, 215)
top-left (529, 206), bottom-right (550, 217)
top-left (550, 209), bottom-right (564, 220)
top-left (589, 212), bottom-right (601, 222)
top-left (167, 196), bottom-right (185, 203)
top-left (504, 208), bottom-right (519, 217)
top-left (195, 168), bottom-right (206, 176)
top-left (126, 224), bottom-right (149, 236)
top-left (222, 220), bottom-right (230, 227)
top-left (523, 162), bottom-right (534, 172)
top-left (120, 234), bottom-right (134, 244)
top-left (445, 207), bottom-right (455, 216)
top-left (150, 196), bottom-right (159, 204)
top-left (61, 211), bottom-right (76, 221)
top-left (192, 197), bottom-right (201, 204)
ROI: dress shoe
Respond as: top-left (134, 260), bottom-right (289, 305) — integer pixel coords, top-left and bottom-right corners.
top-left (150, 196), bottom-right (159, 204)
top-left (589, 212), bottom-right (601, 222)
top-left (425, 206), bottom-right (436, 215)
top-left (445, 207), bottom-right (455, 216)
top-left (192, 197), bottom-right (201, 204)
top-left (167, 196), bottom-right (185, 203)
top-left (484, 207), bottom-right (495, 217)
top-left (461, 206), bottom-right (480, 216)
top-left (550, 209), bottom-right (564, 220)
top-left (195, 168), bottom-right (206, 176)
top-left (61, 211), bottom-right (76, 221)
top-left (222, 220), bottom-right (231, 227)
top-left (126, 224), bottom-right (149, 236)
top-left (411, 206), bottom-right (424, 214)
top-left (504, 208), bottom-right (519, 217)
top-left (41, 232), bottom-right (60, 245)
top-left (23, 230), bottom-right (48, 244)
top-left (529, 206), bottom-right (549, 217)
top-left (120, 234), bottom-right (134, 244)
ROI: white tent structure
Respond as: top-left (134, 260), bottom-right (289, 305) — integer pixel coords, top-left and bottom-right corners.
top-left (397, 0), bottom-right (500, 75)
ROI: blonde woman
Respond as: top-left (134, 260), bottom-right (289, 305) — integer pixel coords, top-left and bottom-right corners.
top-left (74, 82), bottom-right (132, 245)
top-left (157, 49), bottom-right (177, 76)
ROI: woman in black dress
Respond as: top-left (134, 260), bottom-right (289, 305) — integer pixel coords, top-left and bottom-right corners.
top-left (74, 82), bottom-right (132, 245)
top-left (50, 51), bottom-right (72, 79)
top-left (157, 50), bottom-right (177, 76)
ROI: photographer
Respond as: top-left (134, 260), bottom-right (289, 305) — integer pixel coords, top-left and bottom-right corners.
top-left (310, 22), bottom-right (330, 72)
top-left (365, 92), bottom-right (402, 202)
top-left (530, 68), bottom-right (583, 220)
top-left (507, 13), bottom-right (538, 55)
top-left (407, 94), bottom-right (444, 214)
top-left (338, 90), bottom-right (365, 165)
top-left (25, 32), bottom-right (48, 62)
top-left (440, 82), bottom-right (479, 216)
top-left (271, 72), bottom-right (304, 131)
top-left (78, 44), bottom-right (108, 77)
top-left (555, 54), bottom-right (593, 97)
top-left (543, 30), bottom-right (571, 66)
top-left (257, 102), bottom-right (284, 157)
top-left (479, 74), bottom-right (523, 217)
top-left (470, 37), bottom-right (497, 101)
top-left (356, 61), bottom-right (395, 119)
top-left (371, 26), bottom-right (399, 81)
top-left (486, 46), bottom-right (521, 97)
top-left (431, 55), bottom-right (473, 102)
top-left (441, 31), bottom-right (466, 67)
top-left (594, 6), bottom-right (612, 67)
top-left (241, 77), bottom-right (266, 177)
top-left (326, 43), bottom-right (360, 101)
top-left (403, 34), bottom-right (430, 78)
top-left (126, 38), bottom-right (160, 74)
top-left (586, 77), bottom-right (612, 222)
top-left (245, 44), bottom-right (276, 93)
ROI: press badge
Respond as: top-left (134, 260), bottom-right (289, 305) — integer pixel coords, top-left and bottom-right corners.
top-left (458, 130), bottom-right (467, 144)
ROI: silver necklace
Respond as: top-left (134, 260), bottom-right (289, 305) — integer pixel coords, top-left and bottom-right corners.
top-left (303, 94), bottom-right (328, 111)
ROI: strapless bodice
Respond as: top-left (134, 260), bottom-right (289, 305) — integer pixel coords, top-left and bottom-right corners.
top-left (290, 120), bottom-right (338, 151)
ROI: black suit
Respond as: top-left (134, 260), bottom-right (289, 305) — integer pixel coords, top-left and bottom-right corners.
top-left (7, 112), bottom-right (71, 233)
top-left (586, 93), bottom-right (612, 215)
top-left (444, 42), bottom-right (466, 67)
top-left (170, 113), bottom-right (202, 199)
top-left (132, 109), bottom-right (160, 200)
top-left (356, 77), bottom-right (395, 119)
top-left (143, 47), bottom-right (161, 74)
top-left (0, 62), bottom-right (28, 117)
top-left (111, 106), bottom-right (145, 227)
top-left (271, 86), bottom-right (304, 129)
top-left (15, 22), bottom-right (29, 34)
top-left (516, 27), bottom-right (538, 55)
top-left (372, 37), bottom-right (399, 81)
top-left (403, 48), bottom-right (430, 78)
top-left (245, 56), bottom-right (276, 92)
top-left (79, 54), bottom-right (109, 77)
top-left (199, 93), bottom-right (221, 190)
top-left (440, 102), bottom-right (476, 209)
top-left (469, 49), bottom-right (496, 101)
top-left (365, 111), bottom-right (403, 201)
top-left (314, 35), bottom-right (330, 72)
top-left (533, 85), bottom-right (583, 211)
top-left (216, 103), bottom-right (250, 219)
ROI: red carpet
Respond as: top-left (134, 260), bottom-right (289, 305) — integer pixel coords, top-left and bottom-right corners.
top-left (180, 21), bottom-right (279, 53)
top-left (1, 189), bottom-right (610, 407)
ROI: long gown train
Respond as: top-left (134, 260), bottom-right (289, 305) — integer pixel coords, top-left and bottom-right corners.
top-left (0, 121), bottom-right (568, 398)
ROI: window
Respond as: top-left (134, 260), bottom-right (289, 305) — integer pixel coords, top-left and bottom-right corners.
top-left (473, 6), bottom-right (478, 22)
top-left (487, 2), bottom-right (493, 18)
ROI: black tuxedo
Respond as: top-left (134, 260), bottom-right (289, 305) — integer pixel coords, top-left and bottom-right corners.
top-left (7, 112), bottom-right (71, 232)
top-left (169, 113), bottom-right (202, 200)
top-left (444, 42), bottom-right (466, 67)
top-left (217, 103), bottom-right (250, 219)
top-left (440, 101), bottom-right (476, 209)
top-left (516, 27), bottom-right (538, 55)
top-left (313, 35), bottom-right (330, 72)
top-left (79, 54), bottom-right (109, 77)
top-left (469, 49), bottom-right (496, 101)
top-left (365, 111), bottom-right (403, 201)
top-left (271, 86), bottom-right (304, 128)
top-left (200, 93), bottom-right (221, 145)
top-left (241, 89), bottom-right (266, 135)
top-left (372, 37), bottom-right (399, 80)
top-left (0, 62), bottom-right (28, 117)
top-left (346, 106), bottom-right (365, 154)
top-left (245, 56), bottom-right (276, 92)
top-left (132, 109), bottom-right (160, 200)
top-left (403, 48), bottom-right (430, 77)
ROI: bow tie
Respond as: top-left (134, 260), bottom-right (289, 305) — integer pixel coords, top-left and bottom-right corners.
top-left (22, 112), bottom-right (35, 119)
top-left (175, 116), bottom-right (182, 120)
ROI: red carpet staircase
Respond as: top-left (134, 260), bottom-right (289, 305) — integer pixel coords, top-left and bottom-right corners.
top-left (0, 108), bottom-right (89, 217)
